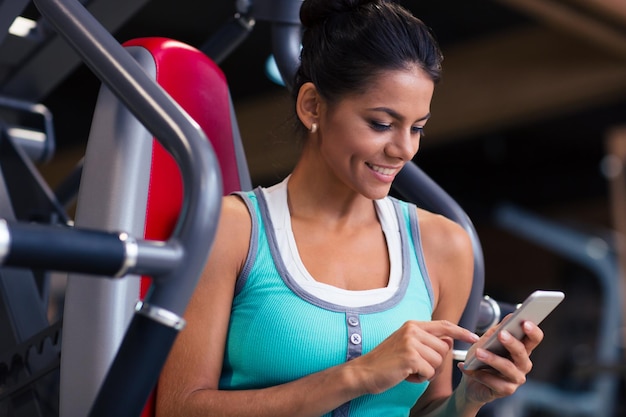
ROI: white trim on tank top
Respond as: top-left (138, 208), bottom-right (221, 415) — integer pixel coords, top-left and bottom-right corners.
top-left (261, 176), bottom-right (402, 308)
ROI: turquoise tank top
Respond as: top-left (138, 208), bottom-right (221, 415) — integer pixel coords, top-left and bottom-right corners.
top-left (219, 188), bottom-right (434, 417)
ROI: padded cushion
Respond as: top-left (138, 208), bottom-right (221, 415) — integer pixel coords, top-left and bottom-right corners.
top-left (122, 37), bottom-right (245, 293)
top-left (121, 37), bottom-right (247, 417)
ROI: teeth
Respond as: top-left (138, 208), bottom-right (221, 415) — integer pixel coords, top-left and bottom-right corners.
top-left (368, 164), bottom-right (395, 176)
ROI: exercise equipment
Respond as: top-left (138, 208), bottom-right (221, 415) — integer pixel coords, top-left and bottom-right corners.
top-left (0, 97), bottom-right (63, 417)
top-left (2, 0), bottom-right (224, 415)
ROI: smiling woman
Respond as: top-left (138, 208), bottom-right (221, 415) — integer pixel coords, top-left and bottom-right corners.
top-left (155, 1), bottom-right (545, 416)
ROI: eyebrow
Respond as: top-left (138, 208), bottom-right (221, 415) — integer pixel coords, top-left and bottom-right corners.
top-left (367, 107), bottom-right (431, 123)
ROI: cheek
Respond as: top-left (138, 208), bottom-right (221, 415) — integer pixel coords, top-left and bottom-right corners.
top-left (320, 124), bottom-right (358, 154)
top-left (320, 112), bottom-right (377, 161)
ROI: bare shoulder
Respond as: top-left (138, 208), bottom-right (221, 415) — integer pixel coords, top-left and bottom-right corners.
top-left (187, 194), bottom-right (252, 303)
top-left (219, 194), bottom-right (252, 236)
top-left (415, 207), bottom-right (474, 319)
top-left (416, 208), bottom-right (472, 257)
top-left (207, 194), bottom-right (252, 277)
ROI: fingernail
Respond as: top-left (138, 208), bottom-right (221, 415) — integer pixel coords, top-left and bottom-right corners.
top-left (470, 332), bottom-right (480, 342)
top-left (476, 348), bottom-right (488, 360)
top-left (476, 349), bottom-right (489, 360)
top-left (500, 330), bottom-right (511, 341)
top-left (523, 321), bottom-right (534, 331)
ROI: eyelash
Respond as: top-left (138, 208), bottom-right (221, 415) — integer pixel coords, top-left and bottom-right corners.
top-left (370, 121), bottom-right (391, 131)
top-left (370, 121), bottom-right (425, 136)
top-left (412, 126), bottom-right (425, 137)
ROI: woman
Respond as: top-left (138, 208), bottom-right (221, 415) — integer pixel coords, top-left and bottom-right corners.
top-left (156, 0), bottom-right (543, 415)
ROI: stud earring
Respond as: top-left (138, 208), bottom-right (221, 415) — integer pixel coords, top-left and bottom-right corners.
top-left (310, 123), bottom-right (318, 133)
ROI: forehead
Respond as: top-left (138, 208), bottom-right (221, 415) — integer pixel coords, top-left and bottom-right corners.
top-left (341, 66), bottom-right (435, 113)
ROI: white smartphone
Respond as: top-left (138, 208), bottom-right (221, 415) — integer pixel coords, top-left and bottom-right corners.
top-left (463, 290), bottom-right (565, 371)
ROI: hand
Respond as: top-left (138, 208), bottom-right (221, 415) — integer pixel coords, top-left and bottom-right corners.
top-left (458, 319), bottom-right (544, 405)
top-left (349, 320), bottom-right (480, 395)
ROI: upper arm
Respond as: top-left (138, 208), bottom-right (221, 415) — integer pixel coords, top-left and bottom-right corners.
top-left (419, 210), bottom-right (474, 321)
top-left (413, 209), bottom-right (475, 408)
top-left (156, 195), bottom-right (251, 413)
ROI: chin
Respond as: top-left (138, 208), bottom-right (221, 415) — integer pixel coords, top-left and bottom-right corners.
top-left (362, 185), bottom-right (393, 200)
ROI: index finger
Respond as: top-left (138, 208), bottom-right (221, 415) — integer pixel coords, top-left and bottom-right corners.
top-left (420, 320), bottom-right (480, 344)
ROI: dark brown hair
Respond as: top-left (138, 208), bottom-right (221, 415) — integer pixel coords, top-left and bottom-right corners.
top-left (293, 0), bottom-right (443, 108)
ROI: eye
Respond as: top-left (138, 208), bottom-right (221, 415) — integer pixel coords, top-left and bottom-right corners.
top-left (411, 126), bottom-right (425, 136)
top-left (369, 121), bottom-right (392, 132)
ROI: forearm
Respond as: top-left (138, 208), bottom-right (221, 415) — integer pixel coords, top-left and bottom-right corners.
top-left (157, 362), bottom-right (365, 417)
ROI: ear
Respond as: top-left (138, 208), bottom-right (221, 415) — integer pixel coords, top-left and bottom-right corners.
top-left (296, 82), bottom-right (321, 130)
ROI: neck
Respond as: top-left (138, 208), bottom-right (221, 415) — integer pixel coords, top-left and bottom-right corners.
top-left (287, 157), bottom-right (378, 228)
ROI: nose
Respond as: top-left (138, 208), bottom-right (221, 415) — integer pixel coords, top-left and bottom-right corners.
top-left (386, 128), bottom-right (419, 161)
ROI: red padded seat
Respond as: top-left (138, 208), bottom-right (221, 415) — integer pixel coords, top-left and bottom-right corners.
top-left (121, 37), bottom-right (249, 417)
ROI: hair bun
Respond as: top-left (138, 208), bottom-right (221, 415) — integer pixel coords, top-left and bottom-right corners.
top-left (300, 0), bottom-right (383, 28)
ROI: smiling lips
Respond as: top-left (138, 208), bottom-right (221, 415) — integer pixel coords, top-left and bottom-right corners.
top-left (366, 162), bottom-right (401, 177)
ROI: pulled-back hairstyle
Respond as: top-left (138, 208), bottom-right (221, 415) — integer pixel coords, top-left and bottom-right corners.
top-left (293, 0), bottom-right (443, 108)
